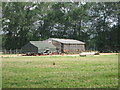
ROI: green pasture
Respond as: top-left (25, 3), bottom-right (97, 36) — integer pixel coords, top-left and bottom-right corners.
top-left (2, 55), bottom-right (118, 88)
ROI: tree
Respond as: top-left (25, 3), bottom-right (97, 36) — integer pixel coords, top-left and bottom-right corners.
top-left (89, 2), bottom-right (119, 52)
top-left (2, 2), bottom-right (36, 49)
top-left (2, 2), bottom-right (119, 52)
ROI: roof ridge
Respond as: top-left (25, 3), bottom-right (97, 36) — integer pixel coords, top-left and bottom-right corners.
top-left (50, 38), bottom-right (85, 44)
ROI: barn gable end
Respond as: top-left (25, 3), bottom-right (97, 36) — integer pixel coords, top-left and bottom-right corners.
top-left (47, 38), bottom-right (85, 53)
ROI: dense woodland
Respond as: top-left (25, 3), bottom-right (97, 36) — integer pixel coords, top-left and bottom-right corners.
top-left (1, 2), bottom-right (120, 52)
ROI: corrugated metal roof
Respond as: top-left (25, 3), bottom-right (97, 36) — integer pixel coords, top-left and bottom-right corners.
top-left (49, 38), bottom-right (85, 44)
top-left (30, 41), bottom-right (56, 49)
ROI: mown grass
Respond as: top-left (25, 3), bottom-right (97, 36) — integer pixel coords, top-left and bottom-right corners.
top-left (2, 55), bottom-right (118, 88)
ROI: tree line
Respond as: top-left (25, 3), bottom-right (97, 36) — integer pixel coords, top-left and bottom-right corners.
top-left (2, 2), bottom-right (120, 52)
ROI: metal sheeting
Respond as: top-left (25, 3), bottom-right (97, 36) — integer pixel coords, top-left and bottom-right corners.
top-left (30, 41), bottom-right (56, 48)
top-left (30, 41), bottom-right (56, 53)
top-left (50, 38), bottom-right (85, 44)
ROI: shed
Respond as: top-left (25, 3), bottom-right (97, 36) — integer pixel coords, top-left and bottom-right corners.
top-left (47, 38), bottom-right (85, 53)
top-left (21, 41), bottom-right (56, 54)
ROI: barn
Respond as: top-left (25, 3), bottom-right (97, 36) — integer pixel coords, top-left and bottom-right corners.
top-left (21, 38), bottom-right (85, 54)
top-left (21, 41), bottom-right (56, 54)
top-left (47, 38), bottom-right (85, 54)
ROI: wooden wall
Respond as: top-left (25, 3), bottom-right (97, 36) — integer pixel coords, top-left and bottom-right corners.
top-left (51, 40), bottom-right (62, 52)
top-left (64, 44), bottom-right (85, 53)
top-left (51, 40), bottom-right (85, 53)
top-left (21, 43), bottom-right (38, 53)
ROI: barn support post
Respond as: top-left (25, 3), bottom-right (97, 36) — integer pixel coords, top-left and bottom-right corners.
top-left (12, 50), bottom-right (14, 54)
top-left (6, 50), bottom-right (8, 54)
top-left (5, 49), bottom-right (7, 54)
top-left (17, 49), bottom-right (19, 54)
top-left (15, 49), bottom-right (17, 54)
top-left (20, 49), bottom-right (22, 54)
top-left (4, 49), bottom-right (6, 54)
top-left (5, 50), bottom-right (7, 54)
top-left (16, 49), bottom-right (18, 54)
top-left (14, 50), bottom-right (15, 54)
top-left (9, 49), bottom-right (12, 54)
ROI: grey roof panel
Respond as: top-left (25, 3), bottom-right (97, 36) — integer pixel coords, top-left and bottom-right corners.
top-left (50, 38), bottom-right (85, 44)
top-left (30, 41), bottom-right (56, 49)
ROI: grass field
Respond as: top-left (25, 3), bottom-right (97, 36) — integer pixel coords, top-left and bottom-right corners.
top-left (2, 55), bottom-right (118, 88)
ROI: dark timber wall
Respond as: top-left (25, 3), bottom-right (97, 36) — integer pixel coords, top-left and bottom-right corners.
top-left (21, 43), bottom-right (38, 53)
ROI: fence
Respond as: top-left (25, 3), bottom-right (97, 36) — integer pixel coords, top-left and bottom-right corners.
top-left (2, 49), bottom-right (22, 54)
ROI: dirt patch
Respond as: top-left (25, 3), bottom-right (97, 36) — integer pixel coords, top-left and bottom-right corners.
top-left (100, 53), bottom-right (118, 55)
top-left (0, 53), bottom-right (118, 57)
top-left (0, 54), bottom-right (22, 57)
